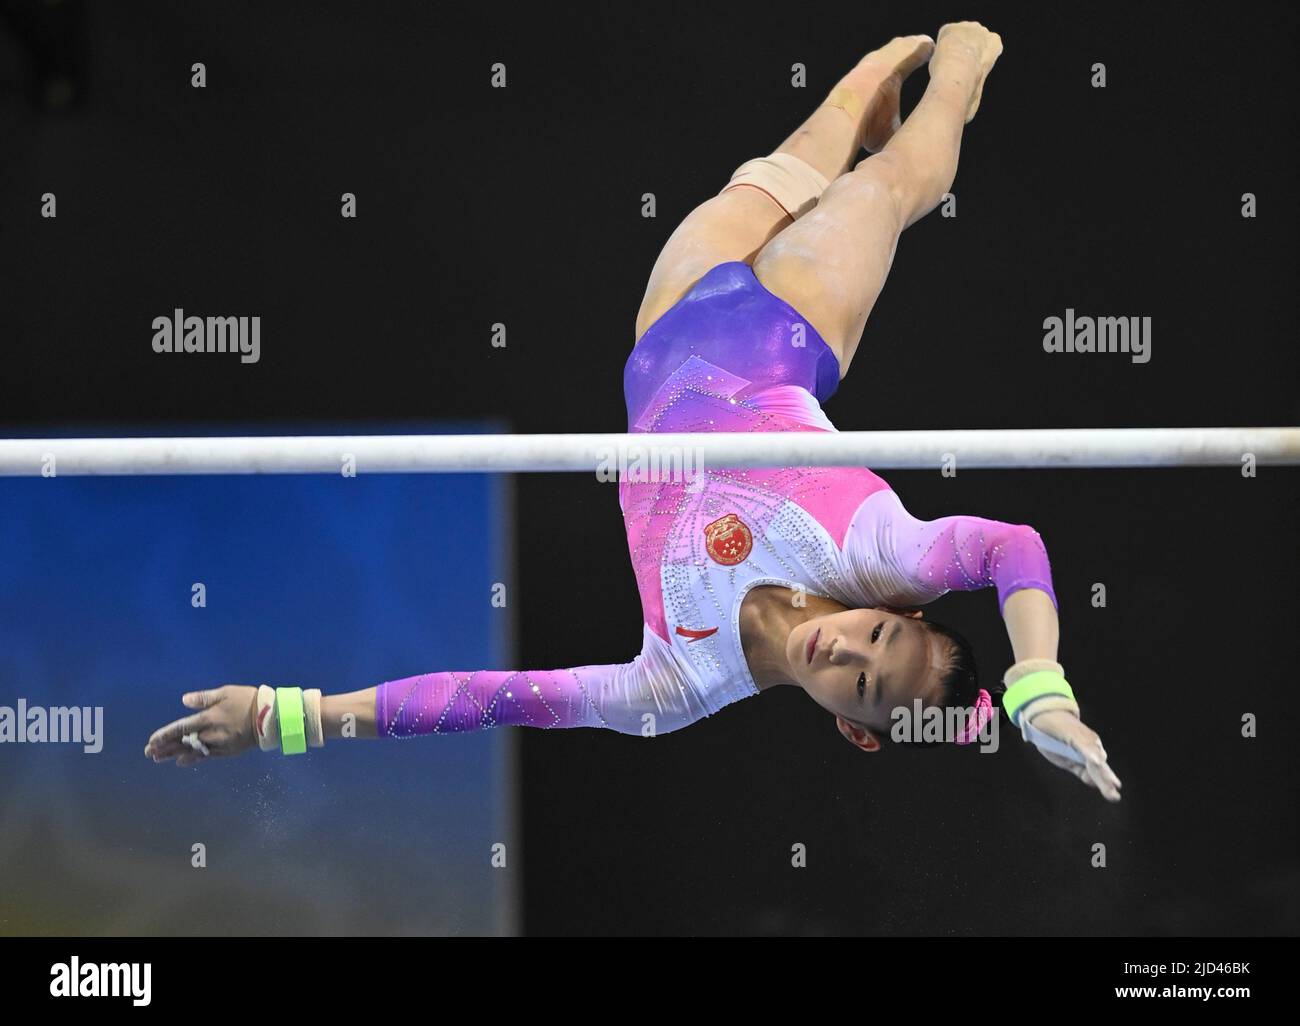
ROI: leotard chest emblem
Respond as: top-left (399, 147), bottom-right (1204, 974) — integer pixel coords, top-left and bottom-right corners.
top-left (704, 513), bottom-right (752, 566)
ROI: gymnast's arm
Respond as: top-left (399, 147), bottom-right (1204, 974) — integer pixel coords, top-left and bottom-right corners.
top-left (843, 490), bottom-right (1060, 655)
top-left (318, 666), bottom-right (653, 739)
top-left (845, 493), bottom-right (1121, 798)
top-left (144, 643), bottom-right (690, 765)
top-left (362, 661), bottom-right (670, 738)
top-left (898, 507), bottom-right (1060, 663)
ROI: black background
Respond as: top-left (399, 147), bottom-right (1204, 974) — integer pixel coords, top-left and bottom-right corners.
top-left (3, 1), bottom-right (1298, 935)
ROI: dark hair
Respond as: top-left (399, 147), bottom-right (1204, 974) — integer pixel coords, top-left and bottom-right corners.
top-left (923, 618), bottom-right (982, 706)
top-left (911, 617), bottom-right (1003, 747)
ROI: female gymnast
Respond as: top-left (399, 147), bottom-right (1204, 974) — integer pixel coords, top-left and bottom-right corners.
top-left (145, 23), bottom-right (1122, 801)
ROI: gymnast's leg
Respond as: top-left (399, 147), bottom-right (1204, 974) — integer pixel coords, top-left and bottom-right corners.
top-left (633, 35), bottom-right (935, 343)
top-left (752, 22), bottom-right (1003, 375)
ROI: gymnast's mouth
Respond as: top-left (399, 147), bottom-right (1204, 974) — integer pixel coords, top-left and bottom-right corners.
top-left (806, 628), bottom-right (820, 666)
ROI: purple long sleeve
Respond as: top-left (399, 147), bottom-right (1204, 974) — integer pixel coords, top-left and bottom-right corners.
top-left (840, 490), bottom-right (1057, 614)
top-left (905, 512), bottom-right (1057, 612)
top-left (376, 668), bottom-right (616, 737)
top-left (373, 626), bottom-right (704, 738)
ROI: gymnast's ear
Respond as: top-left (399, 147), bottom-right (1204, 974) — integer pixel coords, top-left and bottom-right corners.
top-left (837, 716), bottom-right (882, 752)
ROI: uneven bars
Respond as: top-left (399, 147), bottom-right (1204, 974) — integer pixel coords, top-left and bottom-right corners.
top-left (0, 428), bottom-right (1296, 476)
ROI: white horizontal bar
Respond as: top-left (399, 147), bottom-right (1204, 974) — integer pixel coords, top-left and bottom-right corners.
top-left (0, 428), bottom-right (1296, 476)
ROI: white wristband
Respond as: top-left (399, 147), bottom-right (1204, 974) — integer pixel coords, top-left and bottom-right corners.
top-left (254, 685), bottom-right (279, 752)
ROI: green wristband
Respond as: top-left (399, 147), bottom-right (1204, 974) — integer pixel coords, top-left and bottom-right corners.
top-left (1002, 670), bottom-right (1074, 726)
top-left (276, 686), bottom-right (307, 755)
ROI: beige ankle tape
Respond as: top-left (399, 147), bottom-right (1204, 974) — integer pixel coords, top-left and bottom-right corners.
top-left (720, 153), bottom-right (830, 219)
top-left (823, 84), bottom-right (865, 124)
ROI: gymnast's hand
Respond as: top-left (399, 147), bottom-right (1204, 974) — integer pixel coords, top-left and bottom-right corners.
top-left (143, 685), bottom-right (259, 767)
top-left (1025, 708), bottom-right (1122, 802)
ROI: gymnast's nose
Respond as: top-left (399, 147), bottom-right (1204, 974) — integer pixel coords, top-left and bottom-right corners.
top-left (829, 637), bottom-right (867, 666)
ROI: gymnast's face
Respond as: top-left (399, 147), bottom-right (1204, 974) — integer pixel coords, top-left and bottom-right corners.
top-left (785, 608), bottom-right (949, 750)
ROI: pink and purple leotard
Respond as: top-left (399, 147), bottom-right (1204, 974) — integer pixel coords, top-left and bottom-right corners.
top-left (376, 262), bottom-right (1056, 738)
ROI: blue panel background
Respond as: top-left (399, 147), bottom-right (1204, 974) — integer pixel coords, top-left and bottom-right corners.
top-left (0, 424), bottom-right (515, 935)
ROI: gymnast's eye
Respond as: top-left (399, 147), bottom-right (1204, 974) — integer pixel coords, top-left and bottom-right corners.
top-left (871, 622), bottom-right (884, 643)
top-left (857, 672), bottom-right (867, 698)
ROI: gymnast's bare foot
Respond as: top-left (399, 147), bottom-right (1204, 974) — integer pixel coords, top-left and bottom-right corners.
top-left (933, 21), bottom-right (1003, 122)
top-left (832, 34), bottom-right (935, 152)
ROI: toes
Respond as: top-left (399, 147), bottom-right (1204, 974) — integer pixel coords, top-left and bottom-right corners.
top-left (869, 34), bottom-right (936, 77)
top-left (895, 36), bottom-right (936, 77)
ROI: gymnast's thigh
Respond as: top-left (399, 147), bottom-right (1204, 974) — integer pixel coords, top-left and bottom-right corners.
top-left (634, 187), bottom-right (788, 345)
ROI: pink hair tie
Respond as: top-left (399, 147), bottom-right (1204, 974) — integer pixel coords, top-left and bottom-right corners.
top-left (954, 688), bottom-right (993, 745)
